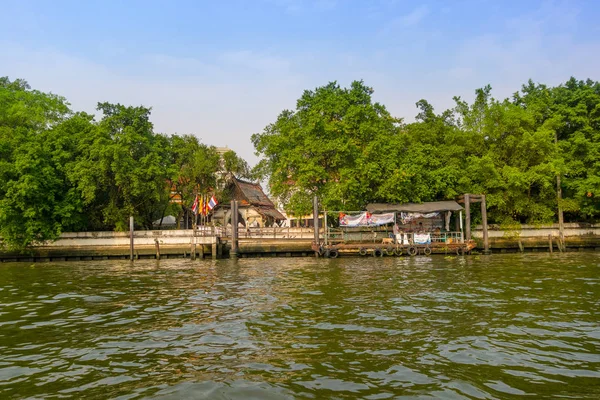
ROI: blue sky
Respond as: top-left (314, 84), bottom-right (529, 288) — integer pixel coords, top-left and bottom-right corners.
top-left (2, 0), bottom-right (599, 165)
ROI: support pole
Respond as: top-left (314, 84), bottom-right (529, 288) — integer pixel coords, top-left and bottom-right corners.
top-left (454, 211), bottom-right (460, 233)
top-left (465, 194), bottom-right (471, 241)
top-left (129, 216), bottom-right (134, 261)
top-left (548, 235), bottom-right (553, 253)
top-left (481, 194), bottom-right (490, 254)
top-left (154, 238), bottom-right (160, 260)
top-left (459, 211), bottom-right (464, 243)
top-left (324, 210), bottom-right (328, 246)
top-left (555, 132), bottom-right (564, 242)
top-left (231, 200), bottom-right (238, 258)
top-left (313, 196), bottom-right (320, 257)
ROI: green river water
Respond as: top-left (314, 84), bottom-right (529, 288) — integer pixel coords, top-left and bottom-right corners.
top-left (1, 253), bottom-right (599, 399)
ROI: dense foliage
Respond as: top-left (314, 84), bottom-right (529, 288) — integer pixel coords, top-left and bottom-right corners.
top-left (0, 78), bottom-right (249, 249)
top-left (1, 77), bottom-right (598, 249)
top-left (252, 79), bottom-right (600, 223)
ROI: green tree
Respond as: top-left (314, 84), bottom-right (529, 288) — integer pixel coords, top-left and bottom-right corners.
top-left (0, 77), bottom-right (84, 249)
top-left (69, 103), bottom-right (171, 230)
top-left (167, 135), bottom-right (220, 228)
top-left (252, 80), bottom-right (402, 215)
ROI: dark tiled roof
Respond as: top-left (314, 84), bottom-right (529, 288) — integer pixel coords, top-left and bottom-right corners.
top-left (233, 178), bottom-right (285, 220)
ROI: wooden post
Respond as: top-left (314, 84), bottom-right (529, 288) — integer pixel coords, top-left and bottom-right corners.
top-left (129, 216), bottom-right (134, 261)
top-left (555, 132), bottom-right (565, 241)
top-left (548, 234), bottom-right (553, 253)
top-left (454, 211), bottom-right (460, 232)
top-left (557, 235), bottom-right (563, 253)
top-left (465, 194), bottom-right (471, 241)
top-left (481, 195), bottom-right (489, 254)
top-left (459, 210), bottom-right (464, 243)
top-left (154, 238), bottom-right (160, 260)
top-left (324, 210), bottom-right (328, 246)
top-left (231, 200), bottom-right (238, 258)
top-left (313, 196), bottom-right (320, 257)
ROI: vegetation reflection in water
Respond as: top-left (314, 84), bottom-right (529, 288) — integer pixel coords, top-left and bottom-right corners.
top-left (0, 253), bottom-right (599, 399)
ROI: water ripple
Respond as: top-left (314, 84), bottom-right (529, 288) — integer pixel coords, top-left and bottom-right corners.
top-left (0, 254), bottom-right (599, 398)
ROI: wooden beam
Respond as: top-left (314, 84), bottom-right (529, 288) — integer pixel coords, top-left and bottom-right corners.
top-left (465, 194), bottom-right (471, 241)
top-left (481, 194), bottom-right (489, 253)
top-left (313, 196), bottom-right (320, 257)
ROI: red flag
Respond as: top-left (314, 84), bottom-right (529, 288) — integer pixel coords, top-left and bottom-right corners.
top-left (191, 195), bottom-right (199, 215)
top-left (202, 196), bottom-right (208, 216)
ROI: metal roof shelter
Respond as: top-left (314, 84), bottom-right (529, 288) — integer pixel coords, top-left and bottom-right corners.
top-left (366, 201), bottom-right (464, 214)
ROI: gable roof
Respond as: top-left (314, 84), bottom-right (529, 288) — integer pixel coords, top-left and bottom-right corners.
top-left (232, 177), bottom-right (286, 220)
top-left (366, 201), bottom-right (463, 214)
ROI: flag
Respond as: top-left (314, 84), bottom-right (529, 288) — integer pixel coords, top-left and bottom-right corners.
top-left (201, 195), bottom-right (208, 216)
top-left (191, 195), bottom-right (199, 215)
top-left (208, 195), bottom-right (218, 210)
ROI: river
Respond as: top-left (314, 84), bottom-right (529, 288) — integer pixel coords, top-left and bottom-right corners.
top-left (1, 253), bottom-right (599, 399)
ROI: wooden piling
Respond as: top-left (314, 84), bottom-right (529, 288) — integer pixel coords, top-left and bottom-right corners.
top-left (548, 234), bottom-right (553, 253)
top-left (231, 200), bottom-right (239, 258)
top-left (465, 194), bottom-right (471, 241)
top-left (154, 238), bottom-right (160, 260)
top-left (481, 195), bottom-right (489, 254)
top-left (129, 216), bottom-right (134, 261)
top-left (313, 196), bottom-right (320, 257)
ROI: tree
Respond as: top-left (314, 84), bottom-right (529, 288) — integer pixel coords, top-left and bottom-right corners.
top-left (69, 103), bottom-right (171, 230)
top-left (167, 135), bottom-right (220, 228)
top-left (0, 77), bottom-right (83, 249)
top-left (252, 80), bottom-right (402, 215)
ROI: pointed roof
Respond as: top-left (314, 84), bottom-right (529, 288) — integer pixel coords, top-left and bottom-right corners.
top-left (231, 177), bottom-right (286, 220)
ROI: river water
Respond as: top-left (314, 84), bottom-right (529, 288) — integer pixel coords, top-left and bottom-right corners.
top-left (1, 253), bottom-right (599, 399)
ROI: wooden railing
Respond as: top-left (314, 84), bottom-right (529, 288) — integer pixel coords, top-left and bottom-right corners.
top-left (197, 226), bottom-right (317, 240)
top-left (326, 229), bottom-right (464, 244)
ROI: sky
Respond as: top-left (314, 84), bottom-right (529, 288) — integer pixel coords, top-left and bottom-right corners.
top-left (2, 0), bottom-right (600, 166)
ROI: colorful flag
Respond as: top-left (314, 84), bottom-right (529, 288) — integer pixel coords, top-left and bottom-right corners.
top-left (201, 195), bottom-right (208, 216)
top-left (208, 195), bottom-right (218, 210)
top-left (191, 195), bottom-right (199, 215)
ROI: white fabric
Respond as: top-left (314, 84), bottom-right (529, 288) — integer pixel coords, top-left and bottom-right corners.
top-left (414, 233), bottom-right (431, 244)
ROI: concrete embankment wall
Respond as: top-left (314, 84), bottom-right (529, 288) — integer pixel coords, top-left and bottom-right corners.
top-left (0, 229), bottom-right (316, 262)
top-left (1, 224), bottom-right (599, 261)
top-left (472, 223), bottom-right (600, 252)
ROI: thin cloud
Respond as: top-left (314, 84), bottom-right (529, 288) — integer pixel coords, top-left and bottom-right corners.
top-left (378, 4), bottom-right (430, 36)
top-left (263, 0), bottom-right (336, 14)
top-left (219, 50), bottom-right (291, 74)
top-left (400, 5), bottom-right (430, 26)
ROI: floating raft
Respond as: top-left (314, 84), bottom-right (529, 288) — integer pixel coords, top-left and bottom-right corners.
top-left (313, 241), bottom-right (477, 258)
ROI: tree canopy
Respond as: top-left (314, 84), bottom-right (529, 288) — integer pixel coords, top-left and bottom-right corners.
top-left (253, 79), bottom-right (600, 223)
top-left (1, 76), bottom-right (598, 249)
top-left (0, 77), bottom-right (249, 249)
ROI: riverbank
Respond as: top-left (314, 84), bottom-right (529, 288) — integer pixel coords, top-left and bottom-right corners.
top-left (1, 224), bottom-right (599, 262)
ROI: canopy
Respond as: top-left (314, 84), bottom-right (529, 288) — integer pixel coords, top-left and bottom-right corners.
top-left (152, 215), bottom-right (177, 226)
top-left (366, 201), bottom-right (463, 214)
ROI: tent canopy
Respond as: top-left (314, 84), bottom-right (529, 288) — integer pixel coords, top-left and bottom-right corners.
top-left (366, 201), bottom-right (463, 214)
top-left (152, 215), bottom-right (177, 226)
